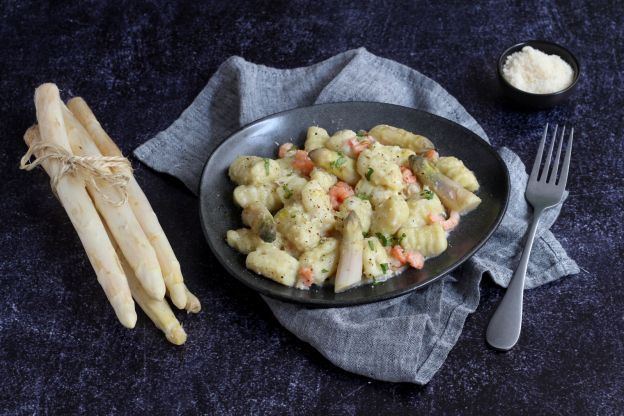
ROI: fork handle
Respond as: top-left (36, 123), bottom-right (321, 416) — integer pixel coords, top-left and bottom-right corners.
top-left (486, 208), bottom-right (544, 351)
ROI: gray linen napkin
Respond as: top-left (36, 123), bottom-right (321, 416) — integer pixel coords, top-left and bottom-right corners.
top-left (135, 48), bottom-right (579, 384)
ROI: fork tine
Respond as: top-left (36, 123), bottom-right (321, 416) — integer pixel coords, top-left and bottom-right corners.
top-left (548, 125), bottom-right (565, 183)
top-left (530, 124), bottom-right (548, 181)
top-left (540, 124), bottom-right (558, 181)
top-left (557, 127), bottom-right (574, 189)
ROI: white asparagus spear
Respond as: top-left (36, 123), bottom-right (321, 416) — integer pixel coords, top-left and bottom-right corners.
top-left (62, 107), bottom-right (166, 300)
top-left (26, 85), bottom-right (136, 327)
top-left (184, 288), bottom-right (201, 314)
top-left (106, 228), bottom-right (187, 345)
top-left (334, 211), bottom-right (364, 293)
top-left (67, 97), bottom-right (191, 309)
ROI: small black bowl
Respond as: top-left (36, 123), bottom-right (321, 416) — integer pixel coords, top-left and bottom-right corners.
top-left (497, 40), bottom-right (580, 110)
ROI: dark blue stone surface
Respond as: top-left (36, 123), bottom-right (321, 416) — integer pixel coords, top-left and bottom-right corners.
top-left (1, 1), bottom-right (622, 414)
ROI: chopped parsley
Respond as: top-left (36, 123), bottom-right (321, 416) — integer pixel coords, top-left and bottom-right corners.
top-left (380, 263), bottom-right (389, 274)
top-left (321, 268), bottom-right (329, 273)
top-left (263, 158), bottom-right (270, 176)
top-left (365, 167), bottom-right (374, 181)
top-left (395, 233), bottom-right (407, 245)
top-left (420, 189), bottom-right (434, 200)
top-left (368, 240), bottom-right (375, 251)
top-left (356, 192), bottom-right (370, 200)
top-left (362, 231), bottom-right (370, 238)
top-left (371, 277), bottom-right (384, 287)
top-left (282, 184), bottom-right (293, 199)
top-left (375, 232), bottom-right (390, 247)
top-left (330, 152), bottom-right (347, 169)
top-left (356, 130), bottom-right (367, 137)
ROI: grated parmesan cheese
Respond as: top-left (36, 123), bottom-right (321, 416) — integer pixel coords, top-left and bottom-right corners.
top-left (502, 46), bottom-right (574, 94)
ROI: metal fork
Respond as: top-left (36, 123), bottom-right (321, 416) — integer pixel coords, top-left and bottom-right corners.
top-left (486, 124), bottom-right (574, 351)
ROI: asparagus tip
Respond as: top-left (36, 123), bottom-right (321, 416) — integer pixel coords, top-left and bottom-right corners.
top-left (166, 326), bottom-right (187, 345)
top-left (169, 284), bottom-right (188, 310)
top-left (185, 290), bottom-right (202, 314)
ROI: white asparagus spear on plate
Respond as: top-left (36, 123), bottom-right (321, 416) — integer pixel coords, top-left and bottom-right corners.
top-left (334, 211), bottom-right (364, 293)
top-left (62, 106), bottom-right (166, 301)
top-left (25, 84), bottom-right (136, 327)
top-left (67, 97), bottom-right (195, 311)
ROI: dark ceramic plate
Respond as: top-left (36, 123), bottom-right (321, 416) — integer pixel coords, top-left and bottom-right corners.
top-left (199, 102), bottom-right (509, 307)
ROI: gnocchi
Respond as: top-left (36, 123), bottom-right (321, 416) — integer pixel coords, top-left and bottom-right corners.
top-left (226, 124), bottom-right (481, 293)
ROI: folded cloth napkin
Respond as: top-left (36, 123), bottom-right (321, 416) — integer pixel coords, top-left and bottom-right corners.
top-left (135, 48), bottom-right (579, 384)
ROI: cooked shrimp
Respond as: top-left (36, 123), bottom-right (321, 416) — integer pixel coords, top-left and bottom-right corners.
top-left (278, 143), bottom-right (294, 158)
top-left (405, 250), bottom-right (424, 269)
top-left (423, 149), bottom-right (439, 161)
top-left (292, 150), bottom-right (314, 175)
top-left (390, 245), bottom-right (407, 264)
top-left (298, 266), bottom-right (314, 287)
top-left (329, 181), bottom-right (354, 209)
top-left (390, 245), bottom-right (424, 269)
top-left (347, 137), bottom-right (371, 157)
top-left (427, 211), bottom-right (460, 231)
top-left (400, 165), bottom-right (417, 184)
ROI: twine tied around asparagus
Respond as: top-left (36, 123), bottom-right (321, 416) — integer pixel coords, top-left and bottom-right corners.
top-left (20, 136), bottom-right (132, 206)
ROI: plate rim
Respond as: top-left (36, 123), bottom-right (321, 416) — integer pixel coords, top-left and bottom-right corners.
top-left (199, 101), bottom-right (510, 307)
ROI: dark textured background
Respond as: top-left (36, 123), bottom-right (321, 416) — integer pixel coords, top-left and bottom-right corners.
top-left (1, 1), bottom-right (623, 414)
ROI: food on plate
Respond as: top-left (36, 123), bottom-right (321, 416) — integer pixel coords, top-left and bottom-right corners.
top-left (226, 124), bottom-right (481, 292)
top-left (20, 84), bottom-right (199, 344)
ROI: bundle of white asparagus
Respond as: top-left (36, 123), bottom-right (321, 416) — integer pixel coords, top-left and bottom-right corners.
top-left (21, 83), bottom-right (200, 345)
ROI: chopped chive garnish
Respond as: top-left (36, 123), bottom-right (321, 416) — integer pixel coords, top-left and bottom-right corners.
top-left (365, 167), bottom-right (374, 181)
top-left (368, 240), bottom-right (375, 251)
top-left (375, 232), bottom-right (390, 247)
top-left (371, 277), bottom-right (383, 286)
top-left (380, 263), bottom-right (389, 274)
top-left (321, 268), bottom-right (329, 273)
top-left (356, 130), bottom-right (367, 137)
top-left (420, 189), bottom-right (434, 200)
top-left (362, 231), bottom-right (370, 238)
top-left (356, 193), bottom-right (370, 200)
top-left (330, 152), bottom-right (347, 169)
top-left (282, 184), bottom-right (293, 199)
top-left (264, 158), bottom-right (270, 176)
top-left (395, 233), bottom-right (407, 244)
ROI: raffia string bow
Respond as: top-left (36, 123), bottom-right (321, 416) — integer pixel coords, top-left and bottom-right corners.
top-left (20, 130), bottom-right (132, 206)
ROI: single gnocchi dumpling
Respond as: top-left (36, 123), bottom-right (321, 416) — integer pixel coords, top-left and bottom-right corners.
top-left (304, 126), bottom-right (330, 151)
top-left (301, 180), bottom-right (335, 232)
top-left (368, 124), bottom-right (435, 153)
top-left (355, 179), bottom-right (399, 208)
top-left (399, 223), bottom-right (448, 257)
top-left (274, 203), bottom-right (321, 253)
top-left (308, 148), bottom-right (360, 185)
top-left (298, 238), bottom-right (340, 286)
top-left (404, 189), bottom-right (446, 228)
top-left (435, 156), bottom-right (479, 192)
top-left (370, 195), bottom-right (409, 235)
top-left (229, 156), bottom-right (280, 185)
top-left (246, 243), bottom-right (299, 287)
top-left (275, 175), bottom-right (308, 205)
top-left (335, 195), bottom-right (373, 233)
top-left (362, 236), bottom-right (391, 279)
top-left (233, 184), bottom-right (282, 212)
top-left (356, 147), bottom-right (403, 191)
top-left (226, 228), bottom-right (283, 254)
